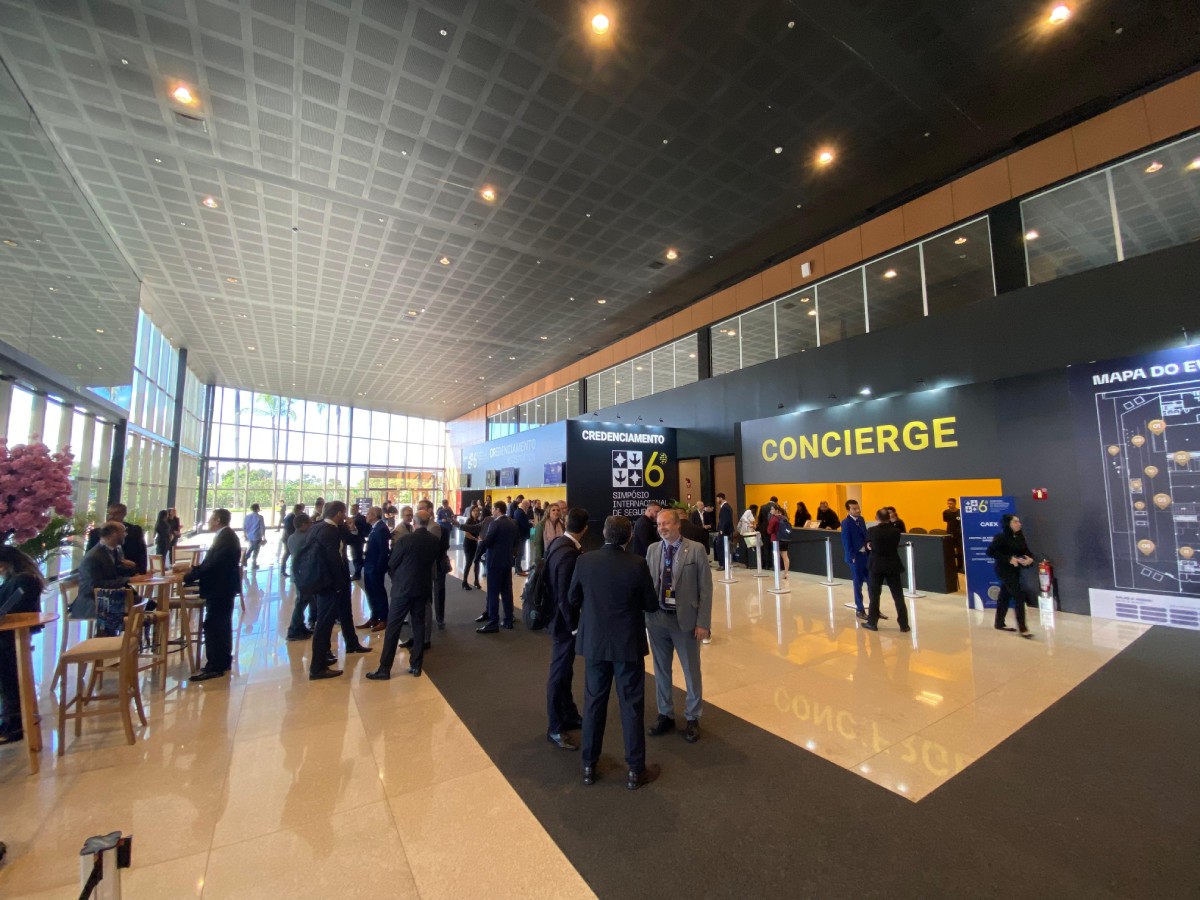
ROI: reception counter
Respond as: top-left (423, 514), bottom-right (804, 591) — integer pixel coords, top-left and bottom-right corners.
top-left (784, 529), bottom-right (959, 594)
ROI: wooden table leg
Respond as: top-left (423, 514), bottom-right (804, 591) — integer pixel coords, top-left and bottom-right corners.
top-left (13, 627), bottom-right (41, 774)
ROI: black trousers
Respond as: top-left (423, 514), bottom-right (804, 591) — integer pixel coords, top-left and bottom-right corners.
top-left (0, 632), bottom-right (18, 732)
top-left (714, 532), bottom-right (728, 568)
top-left (546, 638), bottom-right (581, 735)
top-left (202, 593), bottom-right (235, 673)
top-left (867, 572), bottom-right (909, 628)
top-left (309, 587), bottom-right (357, 674)
top-left (433, 566), bottom-right (447, 625)
top-left (351, 544), bottom-right (365, 578)
top-left (462, 540), bottom-right (481, 584)
top-left (485, 566), bottom-right (514, 628)
top-left (363, 567), bottom-right (388, 621)
top-left (995, 572), bottom-right (1029, 631)
top-left (378, 593), bottom-right (427, 672)
top-left (582, 658), bottom-right (646, 773)
top-left (514, 537), bottom-right (528, 572)
top-left (287, 590), bottom-right (311, 637)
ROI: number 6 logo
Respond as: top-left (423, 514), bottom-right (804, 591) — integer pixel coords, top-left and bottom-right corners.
top-left (645, 451), bottom-right (666, 487)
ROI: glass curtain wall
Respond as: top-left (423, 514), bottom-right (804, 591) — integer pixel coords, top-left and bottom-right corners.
top-left (205, 386), bottom-right (445, 528)
top-left (710, 217), bottom-right (994, 376)
top-left (583, 333), bottom-right (699, 414)
top-left (123, 310), bottom-right (182, 527)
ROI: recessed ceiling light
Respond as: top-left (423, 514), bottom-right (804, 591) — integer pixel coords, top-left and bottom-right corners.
top-left (596, 298), bottom-right (606, 304)
top-left (727, 329), bottom-right (737, 336)
top-left (635, 365), bottom-right (643, 371)
top-left (226, 276), bottom-right (239, 283)
top-left (860, 388), bottom-right (872, 396)
top-left (405, 310), bottom-right (419, 318)
top-left (153, 157), bottom-right (162, 163)
top-left (477, 375), bottom-right (485, 380)
top-left (48, 286), bottom-right (57, 291)
top-left (391, 337), bottom-right (400, 342)
top-left (661, 138), bottom-right (669, 145)
top-left (508, 356), bottom-right (516, 360)
top-left (201, 196), bottom-right (218, 208)
top-left (1047, 4), bottom-right (1071, 25)
top-left (665, 248), bottom-right (678, 260)
top-left (1187, 158), bottom-right (1200, 171)
top-left (799, 296), bottom-right (811, 303)
top-left (1144, 161), bottom-right (1163, 174)
top-left (171, 84), bottom-right (196, 104)
top-left (807, 310), bottom-right (817, 316)
top-left (774, 146), bottom-right (783, 155)
top-left (688, 353), bottom-right (696, 359)
top-left (95, 328), bottom-right (105, 334)
top-left (237, 313), bottom-right (247, 319)
top-left (816, 149), bottom-right (835, 166)
top-left (1024, 230), bottom-right (1040, 241)
top-left (883, 269), bottom-right (897, 279)
top-left (539, 335), bottom-right (548, 340)
top-left (247, 345), bottom-right (256, 350)
top-left (591, 13), bottom-right (610, 35)
top-left (480, 186), bottom-right (497, 202)
top-left (954, 236), bottom-right (967, 245)
top-left (2, 239), bottom-right (16, 247)
top-left (120, 58), bottom-right (129, 65)
top-left (438, 256), bottom-right (450, 265)
top-left (439, 28), bottom-right (448, 36)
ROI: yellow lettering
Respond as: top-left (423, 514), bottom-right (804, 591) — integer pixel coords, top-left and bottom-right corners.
top-left (836, 710), bottom-right (857, 741)
top-left (779, 436), bottom-right (797, 460)
top-left (762, 439), bottom-right (778, 462)
top-left (791, 694), bottom-right (810, 721)
top-left (900, 736), bottom-right (918, 763)
top-left (902, 421), bottom-right (929, 450)
top-left (933, 416), bottom-right (958, 448)
top-left (869, 721), bottom-right (889, 754)
top-left (922, 742), bottom-right (949, 777)
top-left (821, 431), bottom-right (842, 457)
top-left (799, 434), bottom-right (818, 458)
top-left (876, 424), bottom-right (899, 453)
top-left (854, 426), bottom-right (874, 455)
top-left (814, 704), bottom-right (833, 732)
top-left (773, 686), bottom-right (789, 712)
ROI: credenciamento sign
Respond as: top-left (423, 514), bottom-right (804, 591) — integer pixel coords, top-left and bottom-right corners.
top-left (740, 383), bottom-right (1000, 484)
top-left (566, 420), bottom-right (678, 521)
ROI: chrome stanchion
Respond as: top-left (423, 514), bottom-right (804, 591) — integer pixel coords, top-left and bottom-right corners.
top-left (718, 535), bottom-right (737, 584)
top-left (752, 536), bottom-right (770, 578)
top-left (904, 541), bottom-right (925, 599)
top-left (819, 536), bottom-right (839, 586)
top-left (768, 539), bottom-right (790, 594)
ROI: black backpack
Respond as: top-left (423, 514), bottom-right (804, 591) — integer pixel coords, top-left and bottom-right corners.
top-left (292, 523), bottom-right (332, 593)
top-left (522, 542), bottom-right (566, 631)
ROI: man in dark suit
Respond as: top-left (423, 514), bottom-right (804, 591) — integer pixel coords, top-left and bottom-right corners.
top-left (841, 500), bottom-right (873, 620)
top-left (357, 506), bottom-right (389, 631)
top-left (569, 515), bottom-right (661, 790)
top-left (544, 506), bottom-right (589, 751)
top-left (680, 511), bottom-right (709, 547)
top-left (183, 508), bottom-right (242, 681)
top-left (512, 500), bottom-right (532, 575)
top-left (475, 501), bottom-right (518, 633)
top-left (715, 493), bottom-right (734, 569)
top-left (74, 521), bottom-right (134, 618)
top-left (862, 509), bottom-right (911, 632)
top-left (420, 498), bottom-right (451, 630)
top-left (280, 502), bottom-right (304, 575)
top-left (346, 507), bottom-right (370, 580)
top-left (85, 503), bottom-right (147, 575)
top-left (367, 508), bottom-right (441, 679)
top-left (307, 501), bottom-right (371, 680)
top-left (630, 502), bottom-right (661, 557)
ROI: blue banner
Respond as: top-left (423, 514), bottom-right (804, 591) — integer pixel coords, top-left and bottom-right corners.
top-left (961, 496), bottom-right (1016, 609)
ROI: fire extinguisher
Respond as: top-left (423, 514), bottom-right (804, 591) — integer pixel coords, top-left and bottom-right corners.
top-left (1037, 558), bottom-right (1056, 609)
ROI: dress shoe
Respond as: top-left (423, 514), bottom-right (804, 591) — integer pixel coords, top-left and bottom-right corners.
top-left (309, 669), bottom-right (343, 680)
top-left (285, 631), bottom-right (312, 642)
top-left (189, 669), bottom-right (226, 682)
top-left (878, 612), bottom-right (889, 620)
top-left (474, 613), bottom-right (489, 623)
top-left (365, 670), bottom-right (390, 681)
top-left (1019, 630), bottom-right (1034, 639)
top-left (408, 665), bottom-right (422, 677)
top-left (371, 621), bottom-right (387, 632)
top-left (461, 582), bottom-right (472, 591)
top-left (995, 625), bottom-right (1016, 632)
top-left (355, 618), bottom-right (378, 630)
top-left (436, 621), bottom-right (445, 630)
top-left (648, 715), bottom-right (675, 737)
top-left (473, 582), bottom-right (482, 589)
top-left (855, 610), bottom-right (867, 620)
top-left (399, 638), bottom-right (414, 649)
top-left (501, 622), bottom-right (514, 630)
top-left (325, 653), bottom-right (337, 666)
top-left (0, 730), bottom-right (24, 745)
top-left (345, 645), bottom-right (373, 654)
top-left (547, 732), bottom-right (579, 751)
top-left (476, 625), bottom-right (499, 634)
top-left (899, 625), bottom-right (911, 633)
top-left (684, 719), bottom-right (700, 743)
top-left (423, 641), bottom-right (432, 650)
top-left (583, 765), bottom-right (597, 786)
top-left (627, 763), bottom-right (661, 791)
top-left (563, 718), bottom-right (584, 732)
top-left (860, 620), bottom-right (879, 631)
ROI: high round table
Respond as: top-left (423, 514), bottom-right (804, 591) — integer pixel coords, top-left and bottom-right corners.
top-left (129, 573), bottom-right (185, 687)
top-left (0, 611), bottom-right (59, 775)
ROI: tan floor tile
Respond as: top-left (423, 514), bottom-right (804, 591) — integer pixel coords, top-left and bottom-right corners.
top-left (365, 697), bottom-right (495, 797)
top-left (211, 717), bottom-right (385, 847)
top-left (389, 767), bottom-right (593, 900)
top-left (202, 801), bottom-right (418, 899)
top-left (123, 850), bottom-right (208, 898)
top-left (232, 679), bottom-right (363, 742)
top-left (856, 737), bottom-right (978, 801)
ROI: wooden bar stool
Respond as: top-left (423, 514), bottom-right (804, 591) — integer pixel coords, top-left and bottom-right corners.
top-left (51, 576), bottom-right (92, 692)
top-left (54, 599), bottom-right (148, 755)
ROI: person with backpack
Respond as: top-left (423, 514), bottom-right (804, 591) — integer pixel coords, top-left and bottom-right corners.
top-left (544, 507), bottom-right (589, 751)
top-left (299, 501), bottom-right (372, 680)
top-left (767, 504), bottom-right (792, 579)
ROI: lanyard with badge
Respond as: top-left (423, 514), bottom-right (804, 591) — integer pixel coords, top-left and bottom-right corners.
top-left (661, 543), bottom-right (677, 611)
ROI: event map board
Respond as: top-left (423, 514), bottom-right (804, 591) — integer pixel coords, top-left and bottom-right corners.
top-left (566, 421), bottom-right (678, 522)
top-left (1070, 345), bottom-right (1200, 629)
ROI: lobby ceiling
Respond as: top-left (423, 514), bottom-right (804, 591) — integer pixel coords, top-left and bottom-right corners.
top-left (0, 0), bottom-right (1197, 419)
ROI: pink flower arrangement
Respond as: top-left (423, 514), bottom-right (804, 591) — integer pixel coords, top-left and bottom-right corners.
top-left (0, 438), bottom-right (75, 543)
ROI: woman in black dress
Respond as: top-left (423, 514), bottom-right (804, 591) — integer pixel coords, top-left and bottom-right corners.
top-left (456, 507), bottom-right (484, 590)
top-left (986, 514), bottom-right (1036, 638)
top-left (154, 509), bottom-right (172, 558)
top-left (0, 547), bottom-right (45, 744)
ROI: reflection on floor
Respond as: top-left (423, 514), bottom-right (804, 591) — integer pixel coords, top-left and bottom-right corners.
top-left (0, 534), bottom-right (1147, 897)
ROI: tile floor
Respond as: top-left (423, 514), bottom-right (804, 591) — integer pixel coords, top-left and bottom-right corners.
top-left (0, 536), bottom-right (1146, 896)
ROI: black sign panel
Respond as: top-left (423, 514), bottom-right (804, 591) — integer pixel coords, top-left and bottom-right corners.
top-left (566, 421), bottom-right (678, 522)
top-left (740, 383), bottom-right (1000, 484)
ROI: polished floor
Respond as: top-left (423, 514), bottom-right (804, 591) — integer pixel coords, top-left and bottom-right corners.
top-left (0, 533), bottom-right (1149, 897)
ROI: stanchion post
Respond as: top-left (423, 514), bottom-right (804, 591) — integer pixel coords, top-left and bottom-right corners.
top-left (819, 536), bottom-right (838, 586)
top-left (752, 536), bottom-right (770, 578)
top-left (904, 541), bottom-right (925, 598)
top-left (768, 539), bottom-right (790, 594)
top-left (718, 535), bottom-right (737, 584)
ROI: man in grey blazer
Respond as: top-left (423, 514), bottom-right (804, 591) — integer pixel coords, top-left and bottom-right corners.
top-left (646, 507), bottom-right (713, 743)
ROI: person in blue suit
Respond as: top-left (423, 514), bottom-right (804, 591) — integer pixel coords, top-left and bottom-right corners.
top-left (842, 500), bottom-right (878, 621)
top-left (358, 506), bottom-right (390, 631)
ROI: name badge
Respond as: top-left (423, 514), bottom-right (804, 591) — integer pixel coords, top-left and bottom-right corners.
top-left (663, 588), bottom-right (676, 609)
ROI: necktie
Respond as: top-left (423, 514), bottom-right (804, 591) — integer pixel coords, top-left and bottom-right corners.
top-left (661, 543), bottom-right (676, 608)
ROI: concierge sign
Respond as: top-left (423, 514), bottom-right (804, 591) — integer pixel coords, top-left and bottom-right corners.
top-left (740, 383), bottom-right (1000, 484)
top-left (566, 420), bottom-right (678, 522)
